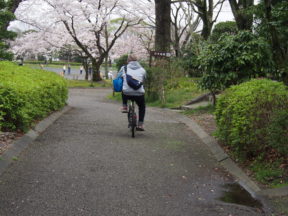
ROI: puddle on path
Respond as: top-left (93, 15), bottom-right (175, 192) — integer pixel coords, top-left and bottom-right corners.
top-left (218, 183), bottom-right (263, 208)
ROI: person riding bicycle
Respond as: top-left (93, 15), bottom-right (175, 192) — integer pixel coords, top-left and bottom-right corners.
top-left (116, 54), bottom-right (146, 131)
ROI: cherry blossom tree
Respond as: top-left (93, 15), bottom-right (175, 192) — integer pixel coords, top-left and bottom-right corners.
top-left (111, 29), bottom-right (151, 60)
top-left (15, 0), bottom-right (142, 81)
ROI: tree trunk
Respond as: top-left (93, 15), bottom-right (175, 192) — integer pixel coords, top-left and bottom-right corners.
top-left (173, 30), bottom-right (180, 57)
top-left (194, 0), bottom-right (213, 40)
top-left (201, 16), bottom-right (213, 40)
top-left (82, 58), bottom-right (89, 80)
top-left (91, 58), bottom-right (102, 82)
top-left (264, 0), bottom-right (283, 60)
top-left (104, 24), bottom-right (109, 78)
top-left (229, 0), bottom-right (254, 30)
top-left (155, 0), bottom-right (171, 52)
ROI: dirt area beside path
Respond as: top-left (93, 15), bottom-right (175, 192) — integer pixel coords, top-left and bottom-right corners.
top-left (188, 113), bottom-right (217, 136)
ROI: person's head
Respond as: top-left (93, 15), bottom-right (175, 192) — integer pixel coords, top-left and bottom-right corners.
top-left (127, 54), bottom-right (137, 63)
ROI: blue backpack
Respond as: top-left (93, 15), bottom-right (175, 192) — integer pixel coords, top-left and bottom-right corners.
top-left (113, 77), bottom-right (123, 92)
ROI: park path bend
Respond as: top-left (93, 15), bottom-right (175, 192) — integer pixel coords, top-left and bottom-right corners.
top-left (0, 89), bottom-right (266, 216)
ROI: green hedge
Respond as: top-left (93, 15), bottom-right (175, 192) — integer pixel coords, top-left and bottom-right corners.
top-left (215, 79), bottom-right (288, 158)
top-left (215, 79), bottom-right (288, 184)
top-left (0, 61), bottom-right (68, 131)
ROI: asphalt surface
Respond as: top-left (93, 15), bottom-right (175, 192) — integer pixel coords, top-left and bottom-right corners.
top-left (0, 89), bottom-right (269, 216)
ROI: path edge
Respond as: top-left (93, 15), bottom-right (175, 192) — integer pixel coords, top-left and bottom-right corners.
top-left (174, 112), bottom-right (288, 198)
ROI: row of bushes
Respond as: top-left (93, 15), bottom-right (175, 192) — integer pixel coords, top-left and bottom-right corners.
top-left (215, 79), bottom-right (288, 184)
top-left (0, 61), bottom-right (68, 131)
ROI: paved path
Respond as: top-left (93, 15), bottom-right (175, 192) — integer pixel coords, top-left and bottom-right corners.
top-left (0, 89), bottom-right (268, 216)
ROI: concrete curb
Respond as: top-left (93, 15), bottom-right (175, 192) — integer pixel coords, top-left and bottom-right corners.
top-left (0, 106), bottom-right (72, 176)
top-left (176, 114), bottom-right (288, 198)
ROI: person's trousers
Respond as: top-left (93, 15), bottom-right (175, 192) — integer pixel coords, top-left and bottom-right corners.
top-left (122, 93), bottom-right (145, 124)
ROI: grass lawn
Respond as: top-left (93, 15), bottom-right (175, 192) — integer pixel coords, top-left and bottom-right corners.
top-left (148, 88), bottom-right (206, 108)
top-left (67, 80), bottom-right (112, 88)
top-left (147, 77), bottom-right (207, 108)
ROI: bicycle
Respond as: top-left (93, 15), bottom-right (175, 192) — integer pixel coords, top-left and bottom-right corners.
top-left (127, 100), bottom-right (137, 138)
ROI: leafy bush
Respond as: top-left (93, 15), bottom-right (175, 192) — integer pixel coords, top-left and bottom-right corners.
top-left (215, 79), bottom-right (288, 162)
top-left (268, 111), bottom-right (288, 155)
top-left (198, 31), bottom-right (274, 95)
top-left (0, 61), bottom-right (68, 131)
top-left (210, 21), bottom-right (238, 42)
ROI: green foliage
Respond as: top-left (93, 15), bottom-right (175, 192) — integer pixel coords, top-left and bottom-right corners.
top-left (267, 111), bottom-right (288, 155)
top-left (210, 21), bottom-right (238, 42)
top-left (115, 54), bottom-right (128, 71)
top-left (198, 31), bottom-right (274, 93)
top-left (253, 1), bottom-right (288, 83)
top-left (180, 34), bottom-right (203, 77)
top-left (251, 162), bottom-right (284, 185)
top-left (215, 79), bottom-right (288, 183)
top-left (0, 61), bottom-right (68, 131)
top-left (0, 0), bottom-right (16, 60)
top-left (253, 1), bottom-right (288, 52)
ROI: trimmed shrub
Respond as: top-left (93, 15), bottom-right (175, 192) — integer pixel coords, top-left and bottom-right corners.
top-left (215, 79), bottom-right (288, 162)
top-left (0, 61), bottom-right (68, 131)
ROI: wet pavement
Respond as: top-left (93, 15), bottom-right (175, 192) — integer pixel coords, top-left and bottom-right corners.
top-left (218, 183), bottom-right (263, 209)
top-left (0, 88), bottom-right (273, 216)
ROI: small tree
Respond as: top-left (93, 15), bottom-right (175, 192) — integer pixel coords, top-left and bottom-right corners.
top-left (198, 31), bottom-right (274, 104)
